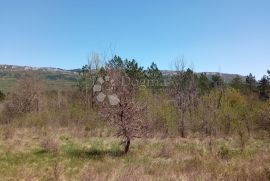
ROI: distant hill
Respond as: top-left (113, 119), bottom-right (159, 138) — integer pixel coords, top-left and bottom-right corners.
top-left (161, 70), bottom-right (245, 83)
top-left (0, 64), bottom-right (80, 93)
top-left (0, 64), bottom-right (79, 74)
top-left (0, 64), bottom-right (245, 93)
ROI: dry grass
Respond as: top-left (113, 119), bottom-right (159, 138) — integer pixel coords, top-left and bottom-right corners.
top-left (0, 127), bottom-right (269, 181)
top-left (41, 136), bottom-right (59, 153)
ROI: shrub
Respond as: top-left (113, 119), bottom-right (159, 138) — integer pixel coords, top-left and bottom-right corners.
top-left (0, 90), bottom-right (5, 102)
top-left (3, 77), bottom-right (43, 119)
top-left (218, 146), bottom-right (231, 160)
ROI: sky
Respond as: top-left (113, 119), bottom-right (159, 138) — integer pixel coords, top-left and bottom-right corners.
top-left (1, 0), bottom-right (270, 79)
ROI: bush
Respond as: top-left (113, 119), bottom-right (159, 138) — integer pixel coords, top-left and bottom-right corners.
top-left (0, 90), bottom-right (5, 102)
top-left (218, 146), bottom-right (231, 160)
top-left (2, 77), bottom-right (43, 120)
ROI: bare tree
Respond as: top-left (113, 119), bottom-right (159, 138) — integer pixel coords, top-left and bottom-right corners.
top-left (169, 58), bottom-right (199, 137)
top-left (78, 52), bottom-right (103, 111)
top-left (199, 91), bottom-right (220, 136)
top-left (91, 52), bottom-right (101, 70)
top-left (100, 69), bottom-right (147, 153)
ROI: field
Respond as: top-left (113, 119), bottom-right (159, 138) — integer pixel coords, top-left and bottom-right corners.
top-left (0, 78), bottom-right (17, 93)
top-left (0, 127), bottom-right (269, 181)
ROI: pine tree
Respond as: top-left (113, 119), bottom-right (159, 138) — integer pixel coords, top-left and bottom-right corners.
top-left (106, 55), bottom-right (124, 70)
top-left (198, 73), bottom-right (211, 95)
top-left (124, 59), bottom-right (145, 83)
top-left (258, 75), bottom-right (269, 100)
top-left (211, 74), bottom-right (224, 88)
top-left (146, 62), bottom-right (164, 92)
top-left (231, 75), bottom-right (244, 91)
top-left (245, 73), bottom-right (256, 94)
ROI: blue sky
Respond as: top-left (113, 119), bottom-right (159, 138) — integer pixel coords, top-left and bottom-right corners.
top-left (1, 0), bottom-right (269, 78)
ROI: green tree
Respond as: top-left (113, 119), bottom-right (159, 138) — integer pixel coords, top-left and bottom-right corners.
top-left (106, 56), bottom-right (145, 87)
top-left (245, 73), bottom-right (256, 94)
top-left (0, 90), bottom-right (5, 102)
top-left (106, 55), bottom-right (124, 70)
top-left (198, 73), bottom-right (211, 95)
top-left (124, 59), bottom-right (145, 82)
top-left (78, 64), bottom-right (92, 91)
top-left (231, 75), bottom-right (244, 91)
top-left (219, 89), bottom-right (251, 150)
top-left (77, 64), bottom-right (96, 110)
top-left (258, 75), bottom-right (269, 101)
top-left (211, 74), bottom-right (224, 88)
top-left (146, 62), bottom-right (164, 92)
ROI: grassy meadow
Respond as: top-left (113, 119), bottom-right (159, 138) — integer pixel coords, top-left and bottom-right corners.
top-left (0, 127), bottom-right (269, 181)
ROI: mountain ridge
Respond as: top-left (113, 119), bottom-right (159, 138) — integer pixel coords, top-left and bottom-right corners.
top-left (0, 64), bottom-right (245, 78)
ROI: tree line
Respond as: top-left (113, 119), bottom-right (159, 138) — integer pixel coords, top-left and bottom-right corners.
top-left (76, 55), bottom-right (270, 152)
top-left (0, 55), bottom-right (269, 153)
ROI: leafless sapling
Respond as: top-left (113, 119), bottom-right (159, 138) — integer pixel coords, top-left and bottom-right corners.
top-left (100, 69), bottom-right (147, 153)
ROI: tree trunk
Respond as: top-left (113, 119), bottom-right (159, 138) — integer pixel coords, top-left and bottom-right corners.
top-left (179, 112), bottom-right (185, 138)
top-left (180, 125), bottom-right (185, 138)
top-left (124, 138), bottom-right (130, 154)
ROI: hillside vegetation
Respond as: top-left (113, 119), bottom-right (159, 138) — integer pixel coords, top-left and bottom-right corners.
top-left (0, 65), bottom-right (79, 93)
top-left (0, 56), bottom-right (269, 180)
top-left (0, 64), bottom-right (243, 93)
